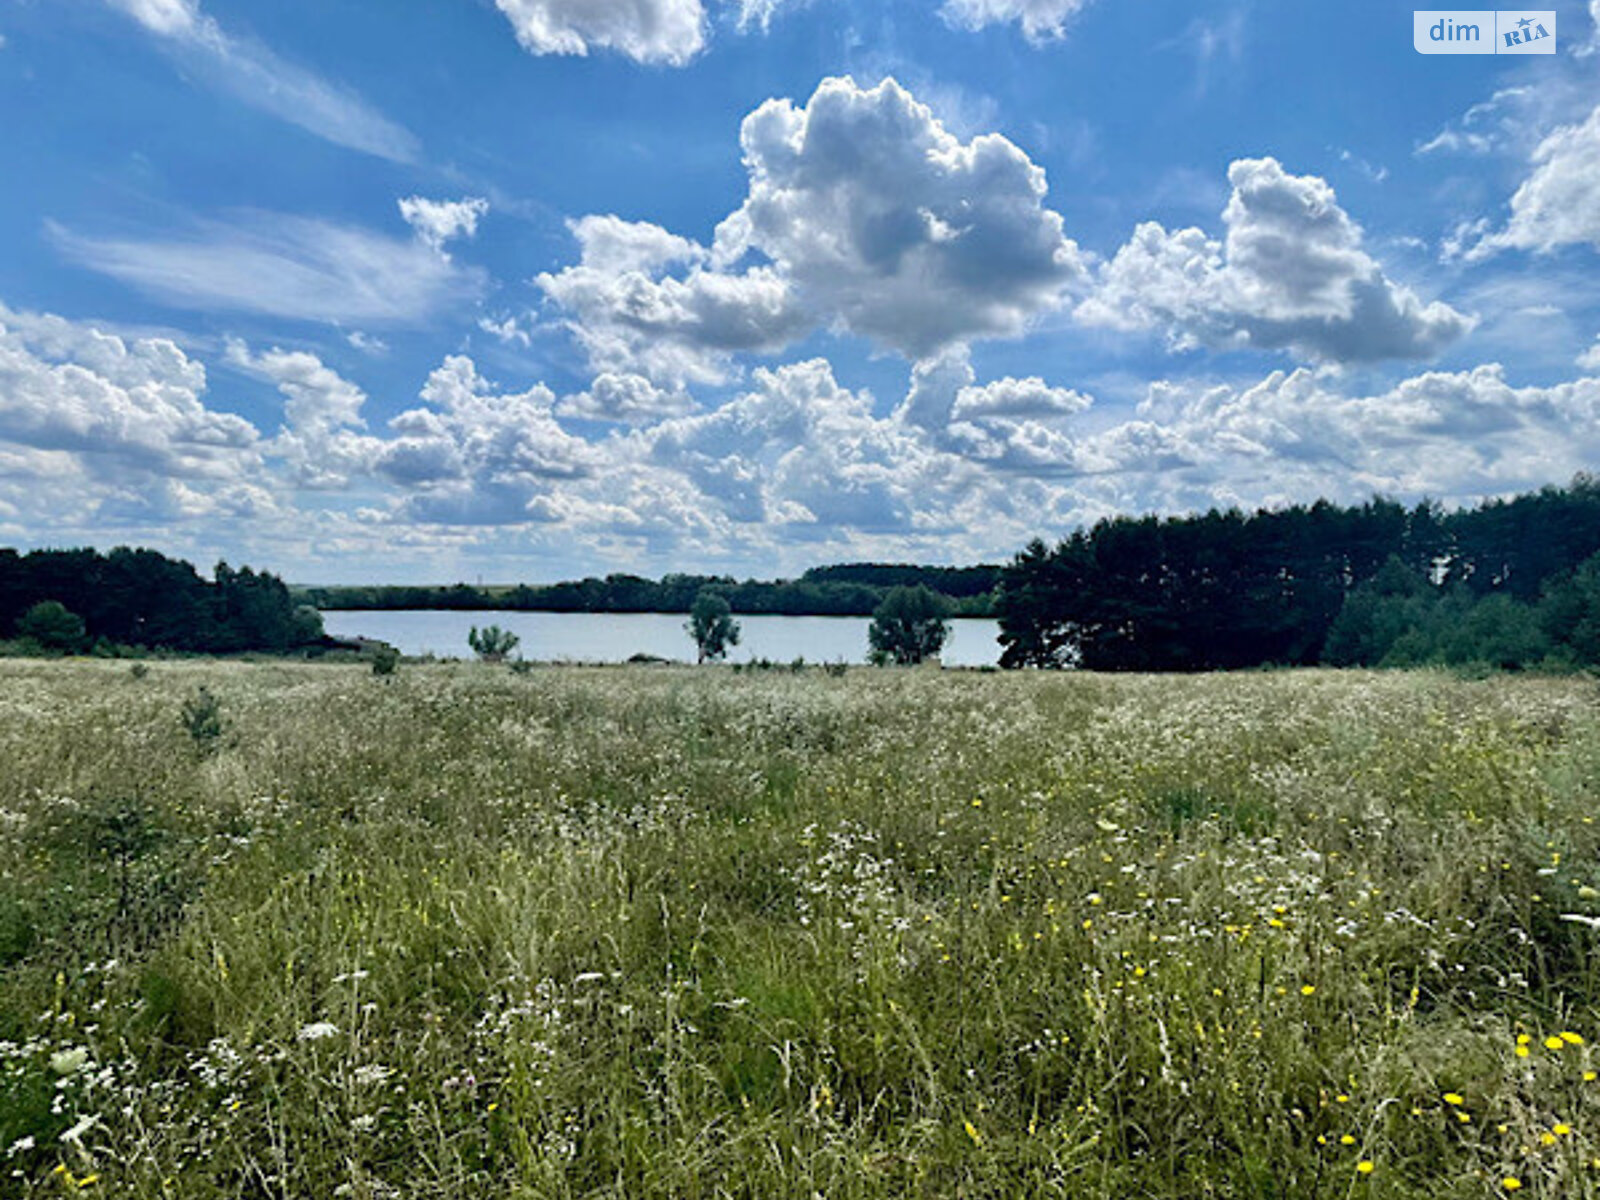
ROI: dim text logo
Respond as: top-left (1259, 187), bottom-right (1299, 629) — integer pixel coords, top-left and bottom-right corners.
top-left (1414, 11), bottom-right (1556, 53)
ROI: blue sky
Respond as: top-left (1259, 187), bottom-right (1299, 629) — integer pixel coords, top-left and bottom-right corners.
top-left (1, 0), bottom-right (1598, 583)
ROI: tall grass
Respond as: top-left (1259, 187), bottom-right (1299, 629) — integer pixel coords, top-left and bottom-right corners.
top-left (2, 661), bottom-right (1599, 1196)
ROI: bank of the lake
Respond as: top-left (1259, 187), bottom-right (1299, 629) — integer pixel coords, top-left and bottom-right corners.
top-left (320, 609), bottom-right (1004, 666)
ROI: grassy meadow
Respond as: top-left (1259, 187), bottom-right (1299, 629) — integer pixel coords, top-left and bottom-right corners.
top-left (3, 660), bottom-right (1600, 1197)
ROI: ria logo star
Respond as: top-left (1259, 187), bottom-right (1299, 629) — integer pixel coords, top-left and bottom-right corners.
top-left (1516, 16), bottom-right (1534, 30)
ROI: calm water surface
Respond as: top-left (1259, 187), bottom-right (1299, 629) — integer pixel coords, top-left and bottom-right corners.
top-left (321, 610), bottom-right (1003, 667)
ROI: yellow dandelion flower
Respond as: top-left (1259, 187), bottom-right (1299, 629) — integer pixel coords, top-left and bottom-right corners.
top-left (1443, 1093), bottom-right (1465, 1106)
top-left (965, 1119), bottom-right (982, 1146)
top-left (1336, 1094), bottom-right (1351, 1104)
top-left (1357, 1161), bottom-right (1375, 1175)
top-left (1546, 1036), bottom-right (1566, 1051)
top-left (1341, 1134), bottom-right (1357, 1145)
top-left (1516, 1046), bottom-right (1531, 1058)
top-left (1585, 1071), bottom-right (1597, 1082)
top-left (1562, 1031), bottom-right (1585, 1045)
top-left (1301, 985), bottom-right (1316, 996)
top-left (1456, 1111), bottom-right (1472, 1123)
top-left (1503, 1179), bottom-right (1523, 1192)
top-left (1555, 1123), bottom-right (1572, 1136)
top-left (1541, 1132), bottom-right (1558, 1146)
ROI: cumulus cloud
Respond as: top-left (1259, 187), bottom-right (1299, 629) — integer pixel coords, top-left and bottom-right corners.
top-left (105, 0), bottom-right (417, 161)
top-left (539, 79), bottom-right (1085, 379)
top-left (0, 302), bottom-right (260, 484)
top-left (643, 358), bottom-right (936, 530)
top-left (1468, 105), bottom-right (1600, 258)
top-left (939, 0), bottom-right (1094, 42)
top-left (224, 341), bottom-right (382, 488)
top-left (1078, 157), bottom-right (1473, 362)
top-left (399, 196), bottom-right (488, 251)
top-left (715, 76), bottom-right (1086, 359)
top-left (537, 215), bottom-right (807, 386)
top-left (378, 356), bottom-right (597, 525)
top-left (1125, 364), bottom-right (1600, 505)
top-left (951, 375), bottom-right (1092, 421)
top-left (489, 0), bottom-right (705, 65)
top-left (53, 211), bottom-right (486, 327)
top-left (556, 372), bottom-right (695, 423)
top-left (1579, 335), bottom-right (1600, 371)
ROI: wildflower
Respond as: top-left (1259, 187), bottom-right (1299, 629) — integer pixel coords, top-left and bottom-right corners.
top-left (1545, 1036), bottom-right (1565, 1051)
top-left (1340, 1135), bottom-right (1356, 1145)
top-left (59, 1115), bottom-right (96, 1146)
top-left (1561, 1031), bottom-right (1585, 1046)
top-left (49, 1048), bottom-right (88, 1076)
top-left (1443, 1093), bottom-right (1465, 1106)
top-left (1357, 1160), bottom-right (1375, 1175)
top-left (1502, 1179), bottom-right (1522, 1192)
top-left (964, 1119), bottom-right (982, 1146)
top-left (297, 1022), bottom-right (339, 1042)
top-left (1301, 985), bottom-right (1316, 996)
top-left (1555, 1123), bottom-right (1572, 1136)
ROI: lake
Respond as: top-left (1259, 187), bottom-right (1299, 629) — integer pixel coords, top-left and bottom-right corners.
top-left (320, 610), bottom-right (1005, 667)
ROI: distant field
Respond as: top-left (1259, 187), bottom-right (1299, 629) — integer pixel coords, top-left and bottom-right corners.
top-left (3, 662), bottom-right (1600, 1198)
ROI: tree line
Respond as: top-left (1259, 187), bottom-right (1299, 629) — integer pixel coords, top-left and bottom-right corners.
top-left (0, 547), bottom-right (323, 654)
top-left (995, 476), bottom-right (1600, 671)
top-left (298, 563), bottom-right (1001, 618)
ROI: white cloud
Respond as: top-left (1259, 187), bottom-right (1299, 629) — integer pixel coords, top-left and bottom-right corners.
top-left (939, 0), bottom-right (1094, 42)
top-left (1469, 104), bottom-right (1600, 258)
top-left (540, 78), bottom-right (1084, 381)
top-left (1579, 335), bottom-right (1600, 371)
top-left (345, 331), bottom-right (389, 356)
top-left (1416, 87), bottom-right (1535, 156)
top-left (0, 302), bottom-right (259, 483)
top-left (714, 76), bottom-right (1086, 359)
top-left (556, 372), bottom-right (695, 423)
top-left (537, 215), bottom-right (807, 386)
top-left (735, 0), bottom-right (804, 33)
top-left (490, 0), bottom-right (705, 66)
top-left (53, 212), bottom-right (486, 327)
top-left (399, 196), bottom-right (488, 252)
top-left (643, 359), bottom-right (934, 530)
top-left (108, 0), bottom-right (200, 37)
top-left (951, 375), bottom-right (1092, 421)
top-left (477, 314), bottom-right (533, 348)
top-left (1578, 0), bottom-right (1600, 56)
top-left (1125, 364), bottom-right (1600, 504)
top-left (1079, 157), bottom-right (1473, 362)
top-left (224, 341), bottom-right (382, 489)
top-left (106, 0), bottom-right (417, 162)
top-left (379, 356), bottom-right (598, 525)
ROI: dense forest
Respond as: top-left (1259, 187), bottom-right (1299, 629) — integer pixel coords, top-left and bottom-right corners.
top-left (298, 563), bottom-right (1002, 618)
top-left (0, 547), bottom-right (322, 654)
top-left (995, 476), bottom-right (1600, 671)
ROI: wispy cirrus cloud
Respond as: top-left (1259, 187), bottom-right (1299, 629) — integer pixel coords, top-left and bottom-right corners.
top-left (51, 211), bottom-right (485, 327)
top-left (105, 0), bottom-right (419, 162)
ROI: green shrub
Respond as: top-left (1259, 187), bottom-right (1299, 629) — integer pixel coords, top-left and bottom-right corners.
top-left (179, 686), bottom-right (225, 754)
